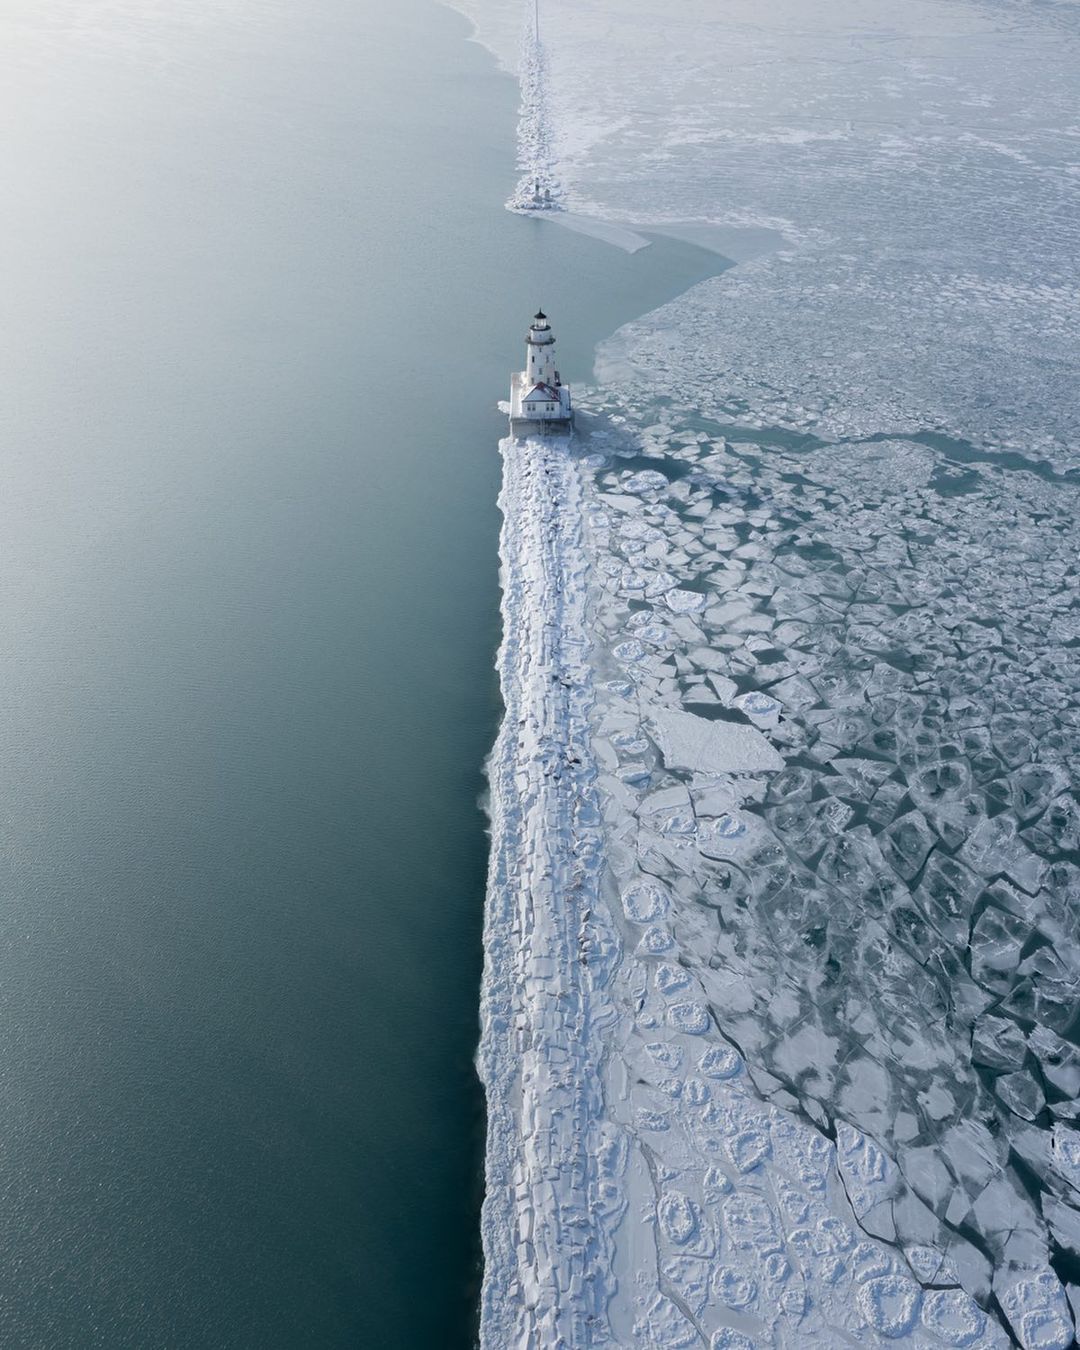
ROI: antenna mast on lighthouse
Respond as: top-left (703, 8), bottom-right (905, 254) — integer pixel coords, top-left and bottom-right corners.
top-left (534, 0), bottom-right (540, 43)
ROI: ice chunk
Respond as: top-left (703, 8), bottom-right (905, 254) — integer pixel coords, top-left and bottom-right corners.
top-left (733, 690), bottom-right (782, 728)
top-left (909, 759), bottom-right (973, 814)
top-left (1010, 766), bottom-right (1069, 825)
top-left (668, 1001), bottom-right (712, 1034)
top-left (648, 707), bottom-right (784, 775)
top-left (970, 907), bottom-right (1031, 988)
top-left (622, 469), bottom-right (669, 494)
top-left (940, 1120), bottom-right (1000, 1192)
top-left (881, 810), bottom-right (936, 881)
top-left (920, 1288), bottom-right (989, 1346)
top-left (665, 587), bottom-right (707, 614)
top-left (646, 1042), bottom-right (684, 1072)
top-left (698, 811), bottom-right (761, 860)
top-left (655, 962), bottom-right (691, 996)
top-left (913, 853), bottom-right (981, 941)
top-left (995, 1268), bottom-right (1074, 1350)
top-left (971, 1015), bottom-right (1027, 1072)
top-left (994, 1071), bottom-right (1045, 1122)
top-left (621, 880), bottom-right (670, 924)
top-left (962, 816), bottom-right (1045, 895)
top-left (709, 1331), bottom-right (755, 1350)
top-left (699, 1044), bottom-right (743, 1079)
top-left (1030, 1028), bottom-right (1080, 1097)
top-left (638, 925), bottom-right (675, 955)
top-left (857, 1274), bottom-right (921, 1338)
top-left (770, 673), bottom-right (819, 710)
top-left (905, 1244), bottom-right (959, 1286)
top-left (687, 646), bottom-right (732, 672)
top-left (1045, 1196), bottom-right (1080, 1257)
top-left (657, 1191), bottom-right (699, 1246)
top-left (707, 672), bottom-right (739, 703)
top-left (1023, 794), bottom-right (1080, 856)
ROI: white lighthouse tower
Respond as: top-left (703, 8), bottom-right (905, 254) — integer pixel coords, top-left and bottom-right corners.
top-left (510, 309), bottom-right (573, 436)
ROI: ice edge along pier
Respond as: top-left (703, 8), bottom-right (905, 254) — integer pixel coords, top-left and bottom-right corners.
top-left (510, 310), bottom-right (573, 436)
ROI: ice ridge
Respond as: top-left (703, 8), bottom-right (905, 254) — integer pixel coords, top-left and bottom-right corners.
top-left (478, 434), bottom-right (610, 1345)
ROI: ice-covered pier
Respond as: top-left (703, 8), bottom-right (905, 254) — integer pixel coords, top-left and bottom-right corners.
top-left (479, 430), bottom-right (608, 1346)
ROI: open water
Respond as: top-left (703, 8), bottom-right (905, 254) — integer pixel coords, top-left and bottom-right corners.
top-left (0, 1), bottom-right (723, 1344)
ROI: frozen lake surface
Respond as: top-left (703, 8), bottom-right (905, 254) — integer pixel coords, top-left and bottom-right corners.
top-left (462, 0), bottom-right (1080, 1344)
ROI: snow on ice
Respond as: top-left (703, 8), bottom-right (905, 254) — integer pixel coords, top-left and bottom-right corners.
top-left (468, 0), bottom-right (1080, 1344)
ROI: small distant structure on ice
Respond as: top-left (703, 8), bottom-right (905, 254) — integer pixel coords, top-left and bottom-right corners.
top-left (510, 309), bottom-right (573, 436)
top-left (527, 178), bottom-right (554, 209)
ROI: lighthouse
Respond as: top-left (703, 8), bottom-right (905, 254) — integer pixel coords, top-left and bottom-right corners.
top-left (509, 309), bottom-right (573, 436)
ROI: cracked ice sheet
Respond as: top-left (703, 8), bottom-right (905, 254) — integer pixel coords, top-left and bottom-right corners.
top-left (572, 420), bottom-right (1079, 1347)
top-left (464, 0), bottom-right (1080, 1343)
top-left (451, 0), bottom-right (1080, 467)
top-left (482, 429), bottom-right (1079, 1346)
top-left (480, 427), bottom-right (1068, 1348)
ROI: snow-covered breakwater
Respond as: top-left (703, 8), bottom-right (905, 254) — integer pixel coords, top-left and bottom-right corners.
top-left (479, 434), bottom-right (613, 1345)
top-left (506, 25), bottom-right (561, 211)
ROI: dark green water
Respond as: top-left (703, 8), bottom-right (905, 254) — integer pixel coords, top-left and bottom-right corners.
top-left (0, 2), bottom-right (723, 1345)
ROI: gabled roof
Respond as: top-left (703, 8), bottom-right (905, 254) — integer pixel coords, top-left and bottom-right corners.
top-left (523, 382), bottom-right (558, 401)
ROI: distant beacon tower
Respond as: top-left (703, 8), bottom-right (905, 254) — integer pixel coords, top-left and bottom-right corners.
top-left (510, 309), bottom-right (573, 436)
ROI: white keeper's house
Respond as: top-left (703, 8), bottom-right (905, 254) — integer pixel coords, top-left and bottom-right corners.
top-left (510, 309), bottom-right (573, 435)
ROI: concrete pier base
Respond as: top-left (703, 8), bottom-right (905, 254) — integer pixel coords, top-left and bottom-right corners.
top-left (510, 417), bottom-right (573, 439)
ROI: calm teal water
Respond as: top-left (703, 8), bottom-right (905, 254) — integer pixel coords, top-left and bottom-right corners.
top-left (0, 2), bottom-right (723, 1345)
